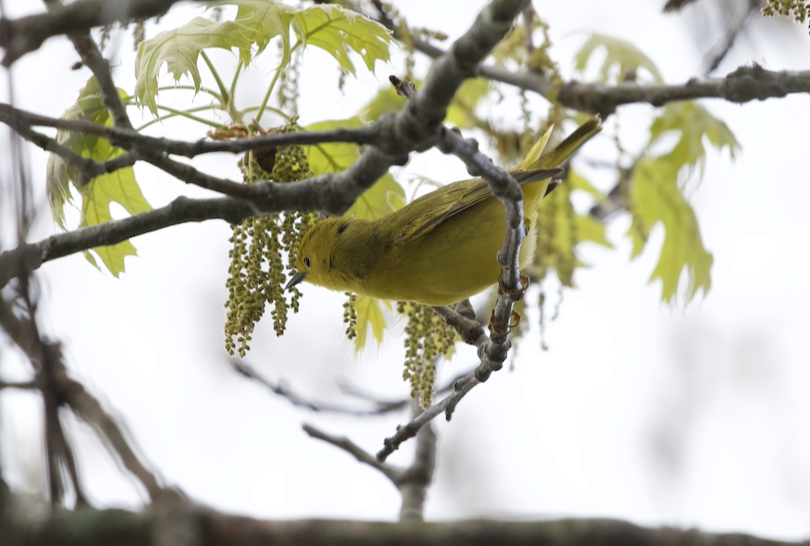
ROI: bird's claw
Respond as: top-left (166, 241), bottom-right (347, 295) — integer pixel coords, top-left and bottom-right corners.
top-left (497, 273), bottom-right (529, 301)
top-left (488, 309), bottom-right (522, 335)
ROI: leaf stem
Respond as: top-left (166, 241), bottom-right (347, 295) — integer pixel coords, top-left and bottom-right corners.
top-left (201, 50), bottom-right (240, 121)
top-left (136, 105), bottom-right (229, 131)
top-left (256, 41), bottom-right (303, 123)
top-left (156, 85), bottom-right (224, 103)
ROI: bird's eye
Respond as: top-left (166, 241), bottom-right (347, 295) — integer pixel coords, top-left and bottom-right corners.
top-left (303, 257), bottom-right (311, 268)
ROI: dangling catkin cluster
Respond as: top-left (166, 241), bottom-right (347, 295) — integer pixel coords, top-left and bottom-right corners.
top-left (343, 292), bottom-right (358, 340)
top-left (763, 0), bottom-right (809, 29)
top-left (224, 119), bottom-right (317, 357)
top-left (397, 302), bottom-right (457, 408)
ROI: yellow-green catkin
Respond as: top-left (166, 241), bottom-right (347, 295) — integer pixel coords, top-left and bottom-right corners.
top-left (397, 302), bottom-right (457, 407)
top-left (763, 0), bottom-right (810, 30)
top-left (343, 292), bottom-right (358, 340)
top-left (224, 119), bottom-right (317, 357)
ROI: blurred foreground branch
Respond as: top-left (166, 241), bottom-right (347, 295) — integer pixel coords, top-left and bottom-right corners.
top-left (1, 498), bottom-right (803, 546)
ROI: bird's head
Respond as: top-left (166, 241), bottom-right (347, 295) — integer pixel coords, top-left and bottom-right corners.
top-left (286, 217), bottom-right (354, 293)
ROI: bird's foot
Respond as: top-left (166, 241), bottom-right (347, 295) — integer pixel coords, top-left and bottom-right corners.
top-left (497, 273), bottom-right (529, 301)
top-left (488, 309), bottom-right (522, 336)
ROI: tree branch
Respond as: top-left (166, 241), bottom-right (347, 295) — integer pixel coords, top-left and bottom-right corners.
top-left (303, 424), bottom-right (403, 482)
top-left (4, 496), bottom-right (803, 546)
top-left (0, 296), bottom-right (164, 502)
top-left (398, 24), bottom-right (810, 115)
top-left (231, 360), bottom-right (407, 416)
top-left (0, 0), bottom-right (192, 66)
top-left (0, 102), bottom-right (379, 158)
top-left (559, 64), bottom-right (810, 116)
top-left (0, 196), bottom-right (256, 289)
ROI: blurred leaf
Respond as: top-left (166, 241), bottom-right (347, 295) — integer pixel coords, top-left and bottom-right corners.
top-left (361, 84), bottom-right (407, 122)
top-left (136, 0), bottom-right (393, 116)
top-left (530, 174), bottom-right (611, 287)
top-left (346, 175), bottom-right (405, 220)
top-left (574, 33), bottom-right (663, 83)
top-left (532, 183), bottom-right (577, 287)
top-left (575, 213), bottom-right (611, 247)
top-left (568, 169), bottom-right (608, 204)
top-left (445, 78), bottom-right (490, 128)
top-left (353, 296), bottom-right (388, 350)
top-left (489, 23), bottom-right (530, 67)
top-left (649, 101), bottom-right (739, 178)
top-left (46, 77), bottom-right (149, 277)
top-left (304, 117), bottom-right (404, 220)
top-left (362, 77), bottom-right (488, 130)
top-left (628, 157), bottom-right (713, 302)
top-left (47, 77), bottom-right (121, 227)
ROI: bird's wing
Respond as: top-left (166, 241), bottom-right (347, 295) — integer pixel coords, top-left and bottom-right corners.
top-left (391, 167), bottom-right (562, 246)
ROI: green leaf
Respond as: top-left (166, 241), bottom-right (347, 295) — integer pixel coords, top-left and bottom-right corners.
top-left (529, 174), bottom-right (610, 287)
top-left (575, 213), bottom-right (611, 247)
top-left (46, 77), bottom-right (150, 276)
top-left (628, 157), bottom-right (713, 302)
top-left (135, 1), bottom-right (393, 116)
top-left (135, 17), bottom-right (254, 115)
top-left (353, 296), bottom-right (388, 350)
top-left (489, 21), bottom-right (533, 68)
top-left (79, 149), bottom-right (150, 277)
top-left (304, 117), bottom-right (405, 221)
top-left (574, 33), bottom-right (663, 83)
top-left (445, 77), bottom-right (490, 128)
top-left (649, 101), bottom-right (739, 178)
top-left (285, 2), bottom-right (393, 75)
top-left (624, 101), bottom-right (737, 302)
top-left (47, 77), bottom-right (121, 227)
top-left (361, 85), bottom-right (407, 122)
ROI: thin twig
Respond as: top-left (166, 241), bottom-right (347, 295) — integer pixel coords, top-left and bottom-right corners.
top-left (231, 360), bottom-right (406, 416)
top-left (0, 0), bottom-right (189, 66)
top-left (0, 102), bottom-right (380, 158)
top-left (303, 424), bottom-right (403, 482)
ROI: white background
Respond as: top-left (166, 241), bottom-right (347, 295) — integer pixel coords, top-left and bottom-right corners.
top-left (1, 0), bottom-right (809, 540)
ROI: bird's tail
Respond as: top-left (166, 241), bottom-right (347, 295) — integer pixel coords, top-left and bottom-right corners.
top-left (520, 114), bottom-right (603, 171)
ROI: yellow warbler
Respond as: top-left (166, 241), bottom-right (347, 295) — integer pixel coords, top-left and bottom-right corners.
top-left (287, 115), bottom-right (602, 306)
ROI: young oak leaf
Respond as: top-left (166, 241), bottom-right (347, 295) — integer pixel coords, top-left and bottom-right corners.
top-left (627, 101), bottom-right (738, 302)
top-left (303, 117), bottom-right (405, 221)
top-left (284, 2), bottom-right (393, 75)
top-left (628, 157), bottom-right (713, 303)
top-left (135, 1), bottom-right (392, 116)
top-left (649, 101), bottom-right (739, 180)
top-left (78, 147), bottom-right (150, 277)
top-left (529, 171), bottom-right (611, 287)
top-left (135, 17), bottom-right (254, 116)
top-left (574, 33), bottom-right (663, 83)
top-left (352, 296), bottom-right (389, 350)
top-left (46, 77), bottom-right (150, 277)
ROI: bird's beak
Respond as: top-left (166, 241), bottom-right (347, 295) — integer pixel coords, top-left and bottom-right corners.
top-left (285, 271), bottom-right (307, 290)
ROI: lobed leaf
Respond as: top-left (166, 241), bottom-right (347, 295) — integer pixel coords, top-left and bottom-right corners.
top-left (135, 0), bottom-right (393, 116)
top-left (530, 171), bottom-right (611, 287)
top-left (445, 78), bottom-right (490, 129)
top-left (649, 101), bottom-right (739, 179)
top-left (628, 157), bottom-right (713, 302)
top-left (135, 17), bottom-right (254, 116)
top-left (286, 3), bottom-right (393, 75)
top-left (46, 78), bottom-right (150, 276)
top-left (574, 33), bottom-right (663, 83)
top-left (353, 296), bottom-right (389, 350)
top-left (303, 117), bottom-right (405, 221)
